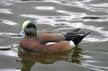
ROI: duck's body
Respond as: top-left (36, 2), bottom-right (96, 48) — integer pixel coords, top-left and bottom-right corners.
top-left (20, 34), bottom-right (71, 53)
top-left (19, 21), bottom-right (90, 53)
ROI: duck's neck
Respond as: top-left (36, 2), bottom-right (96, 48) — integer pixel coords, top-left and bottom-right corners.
top-left (25, 35), bottom-right (37, 40)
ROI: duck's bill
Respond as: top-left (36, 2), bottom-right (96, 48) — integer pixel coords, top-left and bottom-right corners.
top-left (19, 31), bottom-right (25, 37)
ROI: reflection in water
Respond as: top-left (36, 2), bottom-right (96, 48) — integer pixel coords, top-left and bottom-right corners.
top-left (18, 47), bottom-right (82, 71)
top-left (69, 47), bottom-right (82, 64)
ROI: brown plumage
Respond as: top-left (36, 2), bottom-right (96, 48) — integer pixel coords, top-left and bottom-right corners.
top-left (19, 21), bottom-right (90, 53)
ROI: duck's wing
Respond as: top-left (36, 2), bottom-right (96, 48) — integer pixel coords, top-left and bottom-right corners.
top-left (64, 31), bottom-right (91, 46)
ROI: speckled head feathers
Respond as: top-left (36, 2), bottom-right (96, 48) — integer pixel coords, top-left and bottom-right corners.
top-left (21, 20), bottom-right (37, 37)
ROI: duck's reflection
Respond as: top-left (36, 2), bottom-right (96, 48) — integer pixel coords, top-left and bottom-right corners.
top-left (69, 47), bottom-right (82, 64)
top-left (18, 47), bottom-right (82, 71)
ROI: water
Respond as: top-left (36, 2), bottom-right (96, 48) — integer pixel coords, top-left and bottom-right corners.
top-left (0, 0), bottom-right (108, 71)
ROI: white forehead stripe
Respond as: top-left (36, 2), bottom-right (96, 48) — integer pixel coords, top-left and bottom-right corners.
top-left (22, 20), bottom-right (32, 31)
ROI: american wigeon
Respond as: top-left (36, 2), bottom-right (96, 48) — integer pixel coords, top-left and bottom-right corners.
top-left (19, 21), bottom-right (90, 53)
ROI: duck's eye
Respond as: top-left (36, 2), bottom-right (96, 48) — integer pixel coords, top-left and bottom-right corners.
top-left (24, 27), bottom-right (36, 36)
top-left (26, 23), bottom-right (36, 29)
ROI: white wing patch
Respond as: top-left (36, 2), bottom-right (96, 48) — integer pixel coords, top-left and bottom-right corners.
top-left (46, 42), bottom-right (56, 45)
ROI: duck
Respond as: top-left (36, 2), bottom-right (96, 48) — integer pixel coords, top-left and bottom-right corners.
top-left (19, 20), bottom-right (90, 53)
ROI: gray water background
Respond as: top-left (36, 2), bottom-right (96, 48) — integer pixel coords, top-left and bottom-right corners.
top-left (0, 0), bottom-right (108, 71)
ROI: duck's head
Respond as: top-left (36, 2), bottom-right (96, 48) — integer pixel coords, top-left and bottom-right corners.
top-left (21, 20), bottom-right (37, 37)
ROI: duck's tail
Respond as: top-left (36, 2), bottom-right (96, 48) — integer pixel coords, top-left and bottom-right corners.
top-left (64, 30), bottom-right (91, 46)
top-left (72, 32), bottom-right (91, 46)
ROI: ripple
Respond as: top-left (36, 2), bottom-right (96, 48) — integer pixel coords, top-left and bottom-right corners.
top-left (0, 8), bottom-right (13, 14)
top-left (0, 19), bottom-right (17, 26)
top-left (55, 1), bottom-right (108, 14)
top-left (36, 18), bottom-right (56, 26)
top-left (85, 60), bottom-right (100, 63)
top-left (20, 14), bottom-right (56, 26)
top-left (90, 3), bottom-right (108, 8)
top-left (0, 0), bottom-right (16, 6)
top-left (0, 69), bottom-right (19, 71)
top-left (75, 3), bottom-right (108, 13)
top-left (56, 10), bottom-right (87, 17)
top-left (0, 47), bottom-right (18, 57)
top-left (81, 55), bottom-right (93, 59)
top-left (20, 14), bottom-right (42, 18)
top-left (82, 63), bottom-right (108, 71)
top-left (54, 0), bottom-right (92, 3)
top-left (84, 37), bottom-right (108, 42)
top-left (81, 0), bottom-right (93, 3)
top-left (0, 32), bottom-right (21, 38)
top-left (34, 6), bottom-right (55, 10)
top-left (18, 0), bottom-right (57, 3)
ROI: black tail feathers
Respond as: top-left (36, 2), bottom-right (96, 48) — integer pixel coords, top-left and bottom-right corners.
top-left (72, 32), bottom-right (91, 46)
top-left (64, 31), bottom-right (91, 46)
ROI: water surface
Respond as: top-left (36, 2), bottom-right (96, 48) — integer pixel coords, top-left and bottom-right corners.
top-left (0, 0), bottom-right (108, 71)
